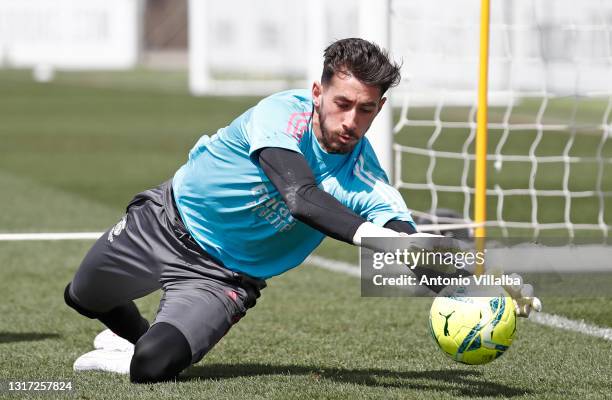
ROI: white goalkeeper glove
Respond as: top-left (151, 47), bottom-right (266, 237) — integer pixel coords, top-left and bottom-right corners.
top-left (502, 273), bottom-right (542, 318)
top-left (352, 222), bottom-right (447, 247)
top-left (353, 224), bottom-right (545, 317)
top-left (352, 222), bottom-right (409, 247)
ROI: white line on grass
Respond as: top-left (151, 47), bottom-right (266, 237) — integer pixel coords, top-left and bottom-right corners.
top-left (305, 255), bottom-right (360, 277)
top-left (0, 232), bottom-right (103, 241)
top-left (306, 255), bottom-right (612, 342)
top-left (528, 312), bottom-right (612, 341)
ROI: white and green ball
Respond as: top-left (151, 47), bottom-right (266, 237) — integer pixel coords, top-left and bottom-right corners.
top-left (429, 292), bottom-right (516, 365)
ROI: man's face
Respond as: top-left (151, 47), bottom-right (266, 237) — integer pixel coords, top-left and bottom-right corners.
top-left (312, 72), bottom-right (386, 154)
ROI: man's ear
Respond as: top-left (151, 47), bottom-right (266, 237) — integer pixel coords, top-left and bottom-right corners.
top-left (312, 81), bottom-right (322, 108)
top-left (377, 96), bottom-right (387, 113)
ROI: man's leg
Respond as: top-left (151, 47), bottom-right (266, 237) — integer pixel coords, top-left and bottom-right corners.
top-left (64, 283), bottom-right (149, 344)
top-left (65, 197), bottom-right (165, 344)
top-left (129, 277), bottom-right (260, 383)
top-left (129, 322), bottom-right (191, 383)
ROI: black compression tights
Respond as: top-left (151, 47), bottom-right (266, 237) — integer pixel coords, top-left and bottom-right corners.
top-left (64, 284), bottom-right (191, 383)
top-left (130, 322), bottom-right (192, 383)
top-left (64, 283), bottom-right (149, 344)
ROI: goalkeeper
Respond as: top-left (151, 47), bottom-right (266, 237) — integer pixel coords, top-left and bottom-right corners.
top-left (64, 38), bottom-right (540, 384)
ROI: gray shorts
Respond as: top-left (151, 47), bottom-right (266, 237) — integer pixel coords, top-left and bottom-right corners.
top-left (69, 181), bottom-right (266, 363)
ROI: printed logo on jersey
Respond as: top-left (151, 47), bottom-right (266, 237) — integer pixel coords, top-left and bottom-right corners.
top-left (353, 155), bottom-right (405, 214)
top-left (285, 112), bottom-right (312, 143)
top-left (247, 183), bottom-right (296, 233)
top-left (107, 215), bottom-right (127, 243)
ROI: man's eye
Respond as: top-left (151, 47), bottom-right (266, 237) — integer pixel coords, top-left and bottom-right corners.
top-left (336, 102), bottom-right (350, 109)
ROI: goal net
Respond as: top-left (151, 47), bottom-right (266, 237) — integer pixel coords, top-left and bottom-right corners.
top-left (391, 0), bottom-right (612, 239)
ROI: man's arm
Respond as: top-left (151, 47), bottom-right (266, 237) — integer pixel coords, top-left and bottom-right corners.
top-left (260, 148), bottom-right (467, 295)
top-left (263, 148), bottom-right (441, 290)
top-left (259, 147), bottom-right (540, 316)
top-left (258, 147), bottom-right (406, 245)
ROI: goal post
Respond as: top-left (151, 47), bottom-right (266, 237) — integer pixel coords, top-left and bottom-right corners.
top-left (475, 0), bottom-right (491, 240)
top-left (358, 0), bottom-right (394, 179)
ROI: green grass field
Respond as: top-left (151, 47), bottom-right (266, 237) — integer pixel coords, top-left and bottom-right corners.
top-left (1, 69), bottom-right (611, 399)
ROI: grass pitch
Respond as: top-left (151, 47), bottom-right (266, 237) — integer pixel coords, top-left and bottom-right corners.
top-left (1, 69), bottom-right (611, 399)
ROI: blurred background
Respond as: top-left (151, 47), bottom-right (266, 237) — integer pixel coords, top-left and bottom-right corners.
top-left (1, 2), bottom-right (611, 398)
top-left (2, 0), bottom-right (610, 240)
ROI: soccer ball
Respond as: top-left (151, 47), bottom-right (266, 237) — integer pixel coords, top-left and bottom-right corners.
top-left (428, 291), bottom-right (516, 365)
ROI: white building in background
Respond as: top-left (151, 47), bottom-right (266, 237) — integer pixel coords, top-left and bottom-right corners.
top-left (188, 0), bottom-right (359, 96)
top-left (0, 0), bottom-right (140, 70)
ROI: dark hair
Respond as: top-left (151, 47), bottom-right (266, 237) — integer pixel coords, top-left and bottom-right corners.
top-left (321, 38), bottom-right (401, 96)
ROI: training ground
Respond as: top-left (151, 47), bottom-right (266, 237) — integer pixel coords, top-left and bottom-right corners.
top-left (1, 70), bottom-right (611, 399)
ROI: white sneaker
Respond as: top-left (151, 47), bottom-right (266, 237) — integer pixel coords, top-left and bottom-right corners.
top-left (73, 349), bottom-right (133, 375)
top-left (93, 329), bottom-right (134, 352)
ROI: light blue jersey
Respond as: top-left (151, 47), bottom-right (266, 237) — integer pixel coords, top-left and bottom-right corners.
top-left (173, 89), bottom-right (414, 279)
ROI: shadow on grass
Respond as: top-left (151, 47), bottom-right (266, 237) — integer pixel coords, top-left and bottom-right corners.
top-left (0, 332), bottom-right (60, 344)
top-left (184, 362), bottom-right (533, 398)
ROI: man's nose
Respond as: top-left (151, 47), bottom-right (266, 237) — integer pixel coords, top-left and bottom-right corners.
top-left (342, 110), bottom-right (358, 132)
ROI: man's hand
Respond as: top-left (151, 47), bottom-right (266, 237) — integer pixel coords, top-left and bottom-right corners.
top-left (502, 273), bottom-right (542, 318)
top-left (356, 225), bottom-right (542, 317)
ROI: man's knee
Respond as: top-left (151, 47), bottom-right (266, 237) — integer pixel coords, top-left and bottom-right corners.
top-left (64, 283), bottom-right (103, 319)
top-left (129, 322), bottom-right (192, 384)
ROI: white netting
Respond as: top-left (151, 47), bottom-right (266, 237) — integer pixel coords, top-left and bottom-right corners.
top-left (391, 0), bottom-right (612, 239)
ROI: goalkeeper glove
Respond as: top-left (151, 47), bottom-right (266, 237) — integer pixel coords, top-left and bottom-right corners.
top-left (502, 273), bottom-right (542, 318)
